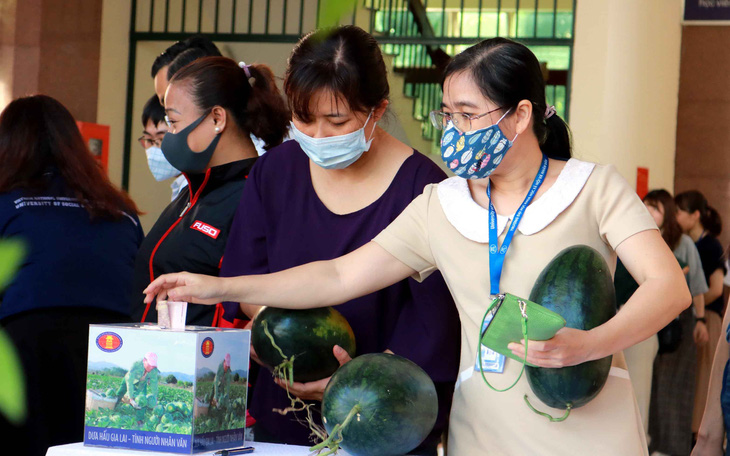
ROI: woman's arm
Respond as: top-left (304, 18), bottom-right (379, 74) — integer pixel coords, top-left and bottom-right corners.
top-left (705, 269), bottom-right (725, 307)
top-left (692, 305), bottom-right (730, 456)
top-left (510, 229), bottom-right (691, 367)
top-left (144, 242), bottom-right (416, 309)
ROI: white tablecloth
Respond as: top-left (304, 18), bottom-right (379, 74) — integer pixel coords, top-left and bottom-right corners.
top-left (45, 441), bottom-right (342, 456)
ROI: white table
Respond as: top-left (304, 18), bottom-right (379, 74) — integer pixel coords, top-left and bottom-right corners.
top-left (45, 441), bottom-right (348, 456)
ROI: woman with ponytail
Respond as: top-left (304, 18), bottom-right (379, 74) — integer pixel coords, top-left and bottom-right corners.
top-left (145, 38), bottom-right (689, 455)
top-left (676, 190), bottom-right (727, 439)
top-left (641, 190), bottom-right (708, 456)
top-left (130, 56), bottom-right (289, 326)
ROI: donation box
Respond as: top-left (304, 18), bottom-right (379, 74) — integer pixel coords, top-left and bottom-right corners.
top-left (84, 323), bottom-right (250, 453)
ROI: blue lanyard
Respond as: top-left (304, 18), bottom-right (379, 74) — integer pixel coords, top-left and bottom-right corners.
top-left (487, 155), bottom-right (549, 295)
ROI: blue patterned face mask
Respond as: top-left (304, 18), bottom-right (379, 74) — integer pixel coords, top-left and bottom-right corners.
top-left (440, 109), bottom-right (516, 179)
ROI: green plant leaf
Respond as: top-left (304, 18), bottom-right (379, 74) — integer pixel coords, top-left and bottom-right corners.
top-left (0, 239), bottom-right (25, 291)
top-left (318, 0), bottom-right (357, 28)
top-left (0, 330), bottom-right (26, 425)
top-left (0, 239), bottom-right (26, 425)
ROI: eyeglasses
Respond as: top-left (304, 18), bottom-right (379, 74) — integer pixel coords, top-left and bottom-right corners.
top-left (138, 136), bottom-right (163, 148)
top-left (429, 106), bottom-right (505, 133)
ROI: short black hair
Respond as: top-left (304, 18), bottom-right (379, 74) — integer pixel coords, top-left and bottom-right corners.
top-left (141, 95), bottom-right (166, 127)
top-left (150, 35), bottom-right (222, 79)
top-left (285, 26), bottom-right (389, 123)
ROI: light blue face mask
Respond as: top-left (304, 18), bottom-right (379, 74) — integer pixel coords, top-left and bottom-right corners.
top-left (289, 112), bottom-right (377, 169)
top-left (145, 146), bottom-right (181, 181)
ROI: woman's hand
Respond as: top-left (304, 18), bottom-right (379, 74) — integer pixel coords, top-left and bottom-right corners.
top-left (144, 272), bottom-right (228, 305)
top-left (691, 435), bottom-right (724, 456)
top-left (694, 320), bottom-right (709, 346)
top-left (508, 327), bottom-right (595, 368)
top-left (273, 345), bottom-right (352, 401)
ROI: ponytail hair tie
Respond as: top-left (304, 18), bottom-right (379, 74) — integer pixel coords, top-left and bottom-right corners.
top-left (544, 105), bottom-right (556, 120)
top-left (238, 61), bottom-right (252, 79)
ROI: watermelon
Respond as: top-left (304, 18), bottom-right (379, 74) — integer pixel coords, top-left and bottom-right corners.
top-left (106, 388), bottom-right (116, 398)
top-left (135, 394), bottom-right (147, 408)
top-left (251, 307), bottom-right (356, 383)
top-left (317, 353), bottom-right (437, 456)
top-left (526, 245), bottom-right (616, 419)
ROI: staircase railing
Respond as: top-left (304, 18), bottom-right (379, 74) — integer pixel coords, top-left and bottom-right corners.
top-left (364, 0), bottom-right (576, 146)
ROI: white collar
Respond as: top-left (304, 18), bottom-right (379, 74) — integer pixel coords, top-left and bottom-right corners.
top-left (436, 158), bottom-right (595, 243)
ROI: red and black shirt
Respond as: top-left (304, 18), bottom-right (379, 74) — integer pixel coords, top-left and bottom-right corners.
top-left (131, 157), bottom-right (256, 325)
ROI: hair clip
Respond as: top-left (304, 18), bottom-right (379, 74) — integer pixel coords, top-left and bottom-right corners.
top-left (238, 61), bottom-right (252, 79)
top-left (544, 105), bottom-right (556, 120)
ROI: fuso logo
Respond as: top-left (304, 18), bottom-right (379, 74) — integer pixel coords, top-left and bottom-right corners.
top-left (96, 332), bottom-right (123, 352)
top-left (201, 337), bottom-right (215, 358)
top-left (191, 221), bottom-right (220, 239)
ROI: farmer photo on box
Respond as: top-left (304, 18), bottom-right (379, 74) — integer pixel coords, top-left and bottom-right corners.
top-left (212, 353), bottom-right (232, 410)
top-left (115, 352), bottom-right (160, 421)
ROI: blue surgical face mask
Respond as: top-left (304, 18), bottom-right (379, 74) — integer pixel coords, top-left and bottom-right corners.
top-left (440, 109), bottom-right (516, 179)
top-left (145, 146), bottom-right (181, 181)
top-left (289, 112), bottom-right (377, 170)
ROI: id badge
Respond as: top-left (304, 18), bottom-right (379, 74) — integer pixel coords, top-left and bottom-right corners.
top-left (475, 308), bottom-right (505, 374)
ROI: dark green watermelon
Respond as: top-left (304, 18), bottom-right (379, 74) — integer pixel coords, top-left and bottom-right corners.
top-left (251, 307), bottom-right (356, 383)
top-left (320, 353), bottom-right (437, 456)
top-left (526, 245), bottom-right (616, 411)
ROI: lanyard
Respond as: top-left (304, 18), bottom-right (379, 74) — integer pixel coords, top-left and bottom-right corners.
top-left (487, 155), bottom-right (549, 295)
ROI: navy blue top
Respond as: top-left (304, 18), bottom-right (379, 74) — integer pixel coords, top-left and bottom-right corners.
top-left (0, 175), bottom-right (143, 320)
top-left (695, 234), bottom-right (727, 315)
top-left (220, 140), bottom-right (461, 447)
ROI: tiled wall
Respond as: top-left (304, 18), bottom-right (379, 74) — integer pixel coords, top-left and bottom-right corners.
top-left (675, 26), bottom-right (730, 249)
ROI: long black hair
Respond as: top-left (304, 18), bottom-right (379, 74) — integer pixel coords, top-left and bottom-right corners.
top-left (675, 190), bottom-right (722, 237)
top-left (644, 189), bottom-right (683, 250)
top-left (170, 57), bottom-right (290, 150)
top-left (443, 37), bottom-right (571, 160)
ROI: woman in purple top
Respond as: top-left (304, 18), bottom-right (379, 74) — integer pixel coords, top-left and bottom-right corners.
top-left (219, 26), bottom-right (460, 453)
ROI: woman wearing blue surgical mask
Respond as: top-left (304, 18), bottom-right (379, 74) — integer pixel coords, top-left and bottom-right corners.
top-left (129, 56), bottom-right (289, 327)
top-left (138, 95), bottom-right (187, 201)
top-left (145, 38), bottom-right (689, 455)
top-left (215, 25), bottom-right (460, 452)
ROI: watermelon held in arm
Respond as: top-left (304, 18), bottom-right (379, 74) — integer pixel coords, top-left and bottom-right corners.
top-left (525, 245), bottom-right (616, 422)
top-left (312, 353), bottom-right (438, 456)
top-left (251, 307), bottom-right (356, 384)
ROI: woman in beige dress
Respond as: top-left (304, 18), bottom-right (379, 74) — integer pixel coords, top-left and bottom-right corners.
top-left (144, 38), bottom-right (690, 455)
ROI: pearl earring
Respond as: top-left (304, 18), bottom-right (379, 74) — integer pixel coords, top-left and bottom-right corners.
top-left (215, 126), bottom-right (221, 133)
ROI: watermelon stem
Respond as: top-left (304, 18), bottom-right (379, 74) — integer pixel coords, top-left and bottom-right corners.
top-left (523, 395), bottom-right (572, 422)
top-left (309, 403), bottom-right (362, 455)
top-left (262, 320), bottom-right (296, 387)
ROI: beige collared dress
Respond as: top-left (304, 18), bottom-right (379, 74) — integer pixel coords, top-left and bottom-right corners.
top-left (373, 159), bottom-right (658, 456)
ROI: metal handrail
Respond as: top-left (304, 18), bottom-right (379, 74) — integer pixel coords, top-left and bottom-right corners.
top-left (122, 0), bottom-right (575, 188)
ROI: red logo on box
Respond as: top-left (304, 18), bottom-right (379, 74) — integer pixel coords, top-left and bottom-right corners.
top-left (201, 337), bottom-right (214, 358)
top-left (96, 332), bottom-right (123, 352)
top-left (191, 220), bottom-right (220, 239)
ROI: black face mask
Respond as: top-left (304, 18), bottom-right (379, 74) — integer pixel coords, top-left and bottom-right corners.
top-left (161, 113), bottom-right (221, 173)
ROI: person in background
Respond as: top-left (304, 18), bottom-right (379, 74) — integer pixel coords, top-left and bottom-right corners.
top-left (644, 189), bottom-right (709, 455)
top-left (167, 48), bottom-right (269, 156)
top-left (130, 56), bottom-right (289, 327)
top-left (692, 302), bottom-right (730, 456)
top-left (675, 190), bottom-right (727, 440)
top-left (151, 36), bottom-right (221, 105)
top-left (147, 36), bottom-right (691, 455)
top-left (0, 95), bottom-right (143, 456)
top-left (139, 95), bottom-right (187, 201)
top-left (217, 26), bottom-right (460, 453)
top-left (615, 189), bottom-right (699, 440)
